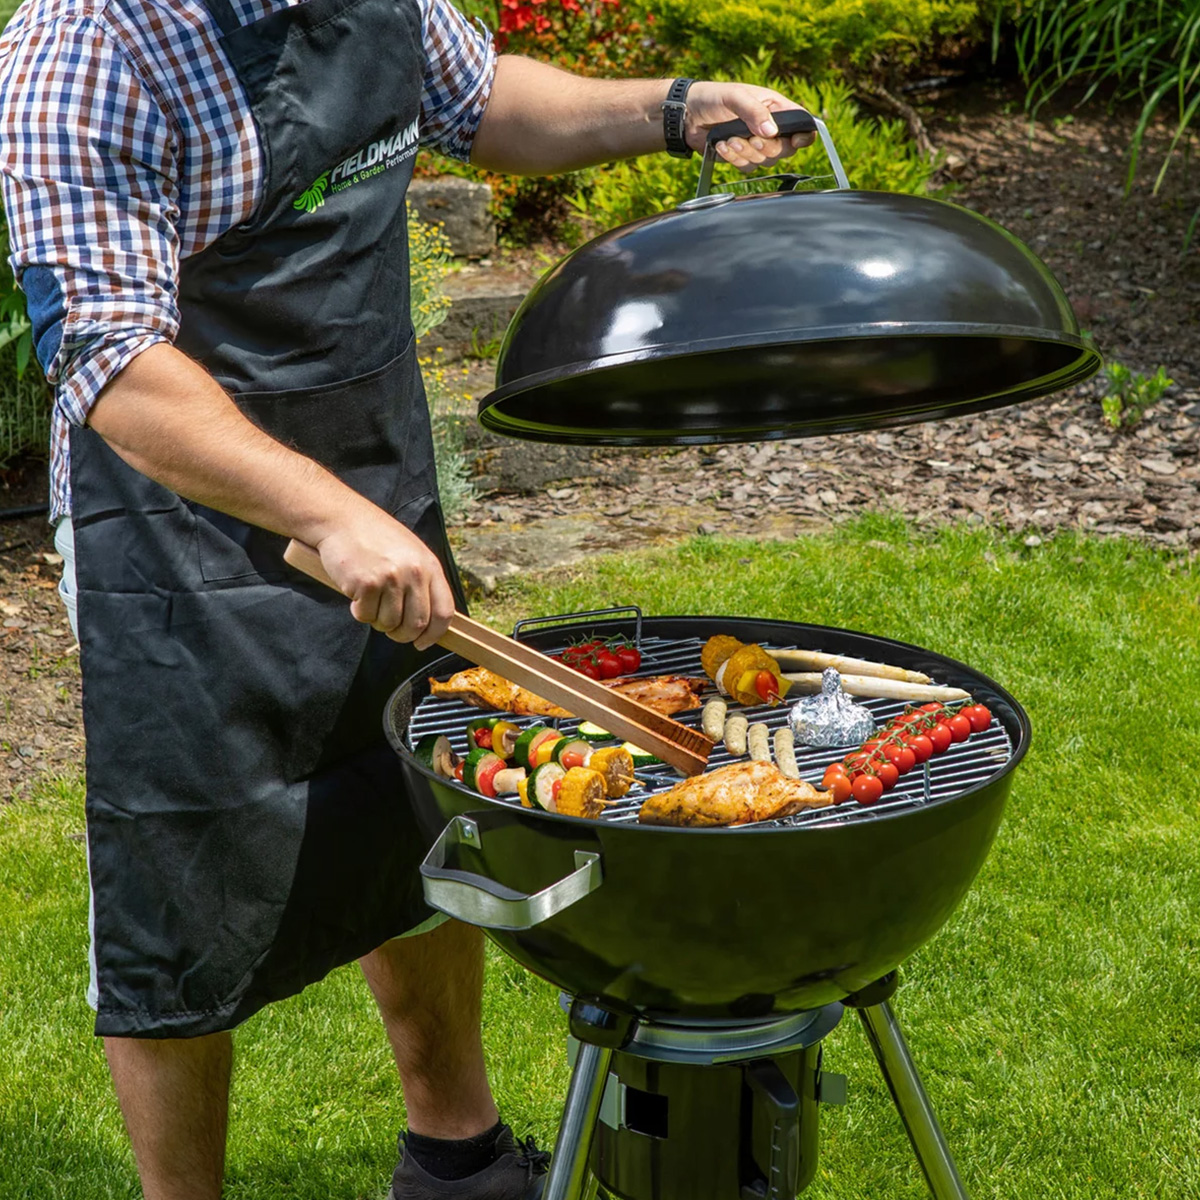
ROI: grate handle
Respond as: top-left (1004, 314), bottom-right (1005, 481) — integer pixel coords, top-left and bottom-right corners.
top-left (512, 605), bottom-right (644, 647)
top-left (420, 815), bottom-right (603, 931)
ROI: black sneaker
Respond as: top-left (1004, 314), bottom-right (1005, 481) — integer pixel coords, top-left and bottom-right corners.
top-left (388, 1124), bottom-right (551, 1200)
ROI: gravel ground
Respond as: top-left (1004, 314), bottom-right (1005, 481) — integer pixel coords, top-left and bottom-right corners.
top-left (2, 85), bottom-right (1197, 800)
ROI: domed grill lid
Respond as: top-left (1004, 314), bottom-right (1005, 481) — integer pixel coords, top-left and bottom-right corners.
top-left (477, 113), bottom-right (1100, 445)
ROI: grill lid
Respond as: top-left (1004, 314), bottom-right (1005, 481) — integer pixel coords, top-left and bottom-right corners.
top-left (478, 115), bottom-right (1100, 446)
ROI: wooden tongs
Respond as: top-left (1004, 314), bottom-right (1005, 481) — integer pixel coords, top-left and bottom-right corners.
top-left (284, 540), bottom-right (712, 776)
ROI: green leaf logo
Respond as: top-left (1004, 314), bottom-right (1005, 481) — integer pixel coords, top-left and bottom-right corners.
top-left (293, 172), bottom-right (330, 215)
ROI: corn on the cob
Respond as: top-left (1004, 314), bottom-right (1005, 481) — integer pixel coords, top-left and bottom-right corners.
top-left (557, 768), bottom-right (608, 819)
top-left (587, 746), bottom-right (635, 798)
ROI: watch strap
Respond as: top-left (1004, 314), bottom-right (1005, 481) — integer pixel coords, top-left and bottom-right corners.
top-left (661, 77), bottom-right (695, 159)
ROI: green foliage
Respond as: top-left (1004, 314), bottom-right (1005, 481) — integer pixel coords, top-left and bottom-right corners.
top-left (0, 214), bottom-right (50, 468)
top-left (1100, 360), bottom-right (1173, 429)
top-left (653, 0), bottom-right (983, 79)
top-left (574, 65), bottom-right (941, 232)
top-left (407, 204), bottom-right (453, 340)
top-left (430, 409), bottom-right (476, 522)
top-left (1012, 0), bottom-right (1200, 196)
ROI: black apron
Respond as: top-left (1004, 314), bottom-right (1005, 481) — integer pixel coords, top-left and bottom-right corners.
top-left (70, 0), bottom-right (465, 1038)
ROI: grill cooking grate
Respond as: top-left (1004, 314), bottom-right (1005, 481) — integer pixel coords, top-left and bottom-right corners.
top-left (407, 635), bottom-right (1014, 829)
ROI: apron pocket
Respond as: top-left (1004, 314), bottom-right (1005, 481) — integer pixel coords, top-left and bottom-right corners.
top-left (192, 505), bottom-right (291, 584)
top-left (194, 339), bottom-right (425, 584)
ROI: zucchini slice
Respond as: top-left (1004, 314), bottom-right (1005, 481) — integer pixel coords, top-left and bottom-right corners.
top-left (620, 741), bottom-right (661, 768)
top-left (551, 738), bottom-right (593, 770)
top-left (576, 721), bottom-right (617, 743)
top-left (463, 748), bottom-right (506, 797)
top-left (527, 762), bottom-right (566, 812)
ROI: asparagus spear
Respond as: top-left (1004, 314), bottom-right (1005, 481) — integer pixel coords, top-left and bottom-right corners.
top-left (769, 648), bottom-right (932, 685)
top-left (782, 672), bottom-right (970, 702)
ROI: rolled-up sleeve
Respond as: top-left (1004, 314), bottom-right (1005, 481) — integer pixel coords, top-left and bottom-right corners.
top-left (419, 0), bottom-right (497, 161)
top-left (0, 14), bottom-right (181, 513)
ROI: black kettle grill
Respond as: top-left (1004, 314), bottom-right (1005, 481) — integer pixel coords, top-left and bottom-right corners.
top-left (389, 613), bottom-right (1031, 1200)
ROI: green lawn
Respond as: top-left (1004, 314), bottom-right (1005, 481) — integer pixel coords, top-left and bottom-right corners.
top-left (2, 518), bottom-right (1198, 1198)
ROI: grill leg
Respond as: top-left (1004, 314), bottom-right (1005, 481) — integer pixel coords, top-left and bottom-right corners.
top-left (544, 1040), bottom-right (613, 1200)
top-left (856, 1001), bottom-right (970, 1200)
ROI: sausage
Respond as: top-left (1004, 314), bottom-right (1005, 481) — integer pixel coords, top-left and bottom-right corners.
top-left (747, 722), bottom-right (771, 762)
top-left (773, 727), bottom-right (799, 778)
top-left (702, 698), bottom-right (728, 743)
top-left (723, 715), bottom-right (748, 756)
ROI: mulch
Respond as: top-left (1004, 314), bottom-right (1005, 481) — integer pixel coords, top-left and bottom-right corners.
top-left (3, 84), bottom-right (1198, 801)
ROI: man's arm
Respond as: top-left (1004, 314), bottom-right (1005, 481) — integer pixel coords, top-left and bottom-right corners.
top-left (87, 344), bottom-right (456, 649)
top-left (470, 57), bottom-right (814, 176)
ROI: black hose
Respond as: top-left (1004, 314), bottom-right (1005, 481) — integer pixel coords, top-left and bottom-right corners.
top-left (0, 502), bottom-right (49, 522)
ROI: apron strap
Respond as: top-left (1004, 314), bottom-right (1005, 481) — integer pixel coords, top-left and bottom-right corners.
top-left (198, 0), bottom-right (242, 38)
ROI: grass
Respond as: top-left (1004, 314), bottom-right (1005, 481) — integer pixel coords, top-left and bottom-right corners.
top-left (2, 517), bottom-right (1199, 1198)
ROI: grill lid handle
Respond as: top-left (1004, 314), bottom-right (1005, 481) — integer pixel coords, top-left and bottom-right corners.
top-left (420, 815), bottom-right (604, 931)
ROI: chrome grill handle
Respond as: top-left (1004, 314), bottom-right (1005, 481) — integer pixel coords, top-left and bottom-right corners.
top-left (420, 815), bottom-right (604, 930)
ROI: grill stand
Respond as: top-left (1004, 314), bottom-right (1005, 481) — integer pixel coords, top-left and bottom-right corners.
top-left (544, 985), bottom-right (970, 1200)
top-left (845, 974), bottom-right (970, 1200)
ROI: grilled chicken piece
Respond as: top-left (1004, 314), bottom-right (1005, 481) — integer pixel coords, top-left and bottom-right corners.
top-left (638, 760), bottom-right (833, 827)
top-left (428, 667), bottom-right (705, 718)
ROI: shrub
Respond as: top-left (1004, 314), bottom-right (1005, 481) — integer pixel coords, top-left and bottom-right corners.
top-left (572, 65), bottom-right (941, 232)
top-left (0, 215), bottom-right (50, 469)
top-left (408, 204), bottom-right (454, 339)
top-left (493, 0), bottom-right (672, 78)
top-left (653, 0), bottom-right (983, 80)
top-left (1100, 361), bottom-right (1173, 430)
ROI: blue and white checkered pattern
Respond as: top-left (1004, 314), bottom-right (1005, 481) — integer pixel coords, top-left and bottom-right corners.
top-left (0, 0), bottom-right (496, 518)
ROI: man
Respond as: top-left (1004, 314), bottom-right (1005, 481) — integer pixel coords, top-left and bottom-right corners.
top-left (0, 1), bottom-right (812, 1196)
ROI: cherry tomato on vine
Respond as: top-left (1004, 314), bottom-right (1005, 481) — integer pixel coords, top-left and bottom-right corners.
top-left (580, 661), bottom-right (602, 681)
top-left (595, 651), bottom-right (623, 679)
top-left (822, 763), bottom-right (847, 787)
top-left (875, 761), bottom-right (900, 790)
top-left (962, 703), bottom-right (992, 733)
top-left (947, 714), bottom-right (972, 743)
top-left (852, 774), bottom-right (884, 806)
top-left (827, 774), bottom-right (853, 804)
top-left (905, 733), bottom-right (934, 764)
top-left (615, 645), bottom-right (641, 674)
top-left (928, 723), bottom-right (953, 754)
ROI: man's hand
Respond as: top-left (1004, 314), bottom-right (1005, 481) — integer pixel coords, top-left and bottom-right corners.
top-left (682, 82), bottom-right (816, 173)
top-left (315, 516), bottom-right (455, 651)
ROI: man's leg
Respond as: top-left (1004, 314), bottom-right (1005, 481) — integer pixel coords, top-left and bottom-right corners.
top-left (104, 1032), bottom-right (232, 1200)
top-left (360, 918), bottom-right (498, 1137)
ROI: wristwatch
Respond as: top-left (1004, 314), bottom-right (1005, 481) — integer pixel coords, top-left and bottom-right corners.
top-left (661, 77), bottom-right (695, 159)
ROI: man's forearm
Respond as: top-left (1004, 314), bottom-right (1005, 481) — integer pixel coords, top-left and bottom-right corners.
top-left (470, 58), bottom-right (812, 177)
top-left (87, 342), bottom-right (378, 548)
top-left (470, 57), bottom-right (670, 175)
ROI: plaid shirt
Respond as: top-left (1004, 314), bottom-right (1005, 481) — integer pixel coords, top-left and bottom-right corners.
top-left (0, 0), bottom-right (495, 519)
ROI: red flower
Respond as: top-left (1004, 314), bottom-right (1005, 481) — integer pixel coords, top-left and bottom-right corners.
top-left (534, 12), bottom-right (551, 29)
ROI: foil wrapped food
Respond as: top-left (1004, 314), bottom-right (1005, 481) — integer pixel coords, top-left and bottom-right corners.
top-left (788, 668), bottom-right (876, 747)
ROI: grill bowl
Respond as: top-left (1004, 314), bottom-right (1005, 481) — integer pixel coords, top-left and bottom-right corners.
top-left (386, 616), bottom-right (1029, 1019)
